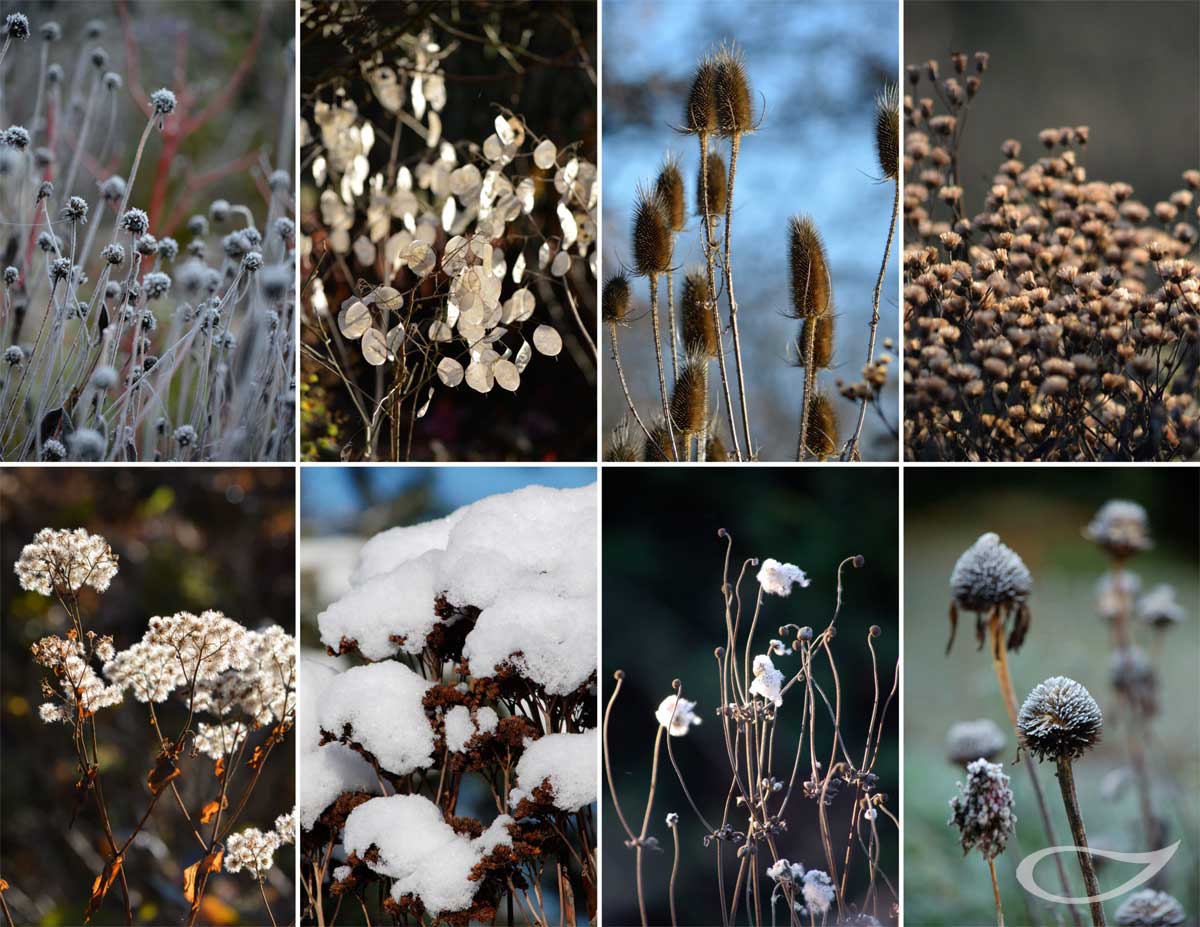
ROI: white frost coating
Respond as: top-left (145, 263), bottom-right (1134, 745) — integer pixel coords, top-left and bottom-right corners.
top-left (318, 662), bottom-right (435, 775)
top-left (318, 550), bottom-right (441, 660)
top-left (475, 706), bottom-right (499, 734)
top-left (351, 511), bottom-right (463, 584)
top-left (464, 590), bottom-right (595, 695)
top-left (343, 794), bottom-right (513, 914)
top-left (300, 657), bottom-right (377, 830)
top-left (444, 705), bottom-right (474, 752)
top-left (508, 731), bottom-right (596, 812)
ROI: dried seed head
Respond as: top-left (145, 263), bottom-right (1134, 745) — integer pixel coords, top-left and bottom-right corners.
top-left (697, 149), bottom-right (727, 217)
top-left (948, 758), bottom-right (1016, 859)
top-left (684, 57), bottom-right (719, 135)
top-left (805, 394), bottom-right (838, 459)
top-left (950, 532), bottom-right (1032, 612)
top-left (603, 423), bottom-right (641, 462)
top-left (1137, 584), bottom-right (1185, 630)
top-left (797, 313), bottom-right (834, 369)
top-left (945, 718), bottom-right (1007, 766)
top-left (1017, 676), bottom-right (1102, 761)
top-left (655, 155), bottom-right (686, 233)
top-left (632, 186), bottom-right (672, 277)
top-left (646, 417), bottom-right (677, 462)
top-left (681, 272), bottom-right (718, 357)
top-left (1113, 890), bottom-right (1186, 927)
top-left (706, 432), bottom-right (727, 461)
top-left (712, 44), bottom-right (753, 138)
top-left (788, 215), bottom-right (831, 319)
top-left (875, 83), bottom-right (899, 181)
top-left (670, 352), bottom-right (709, 435)
top-left (602, 273), bottom-right (632, 324)
top-left (1084, 499), bottom-right (1151, 558)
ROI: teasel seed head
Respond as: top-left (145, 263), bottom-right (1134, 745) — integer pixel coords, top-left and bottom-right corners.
top-left (684, 57), bottom-right (719, 136)
top-left (646, 417), bottom-right (677, 462)
top-left (655, 154), bottom-right (686, 233)
top-left (670, 352), bottom-right (709, 435)
top-left (788, 215), bottom-right (831, 319)
top-left (1114, 890), bottom-right (1186, 926)
top-left (603, 421), bottom-right (642, 461)
top-left (697, 148), bottom-right (727, 217)
top-left (945, 718), bottom-right (1007, 766)
top-left (632, 185), bottom-right (673, 277)
top-left (706, 431), bottom-right (727, 461)
top-left (796, 312), bottom-right (834, 369)
top-left (805, 394), bottom-right (838, 460)
top-left (602, 273), bottom-right (632, 324)
top-left (1017, 676), bottom-right (1102, 762)
top-left (712, 44), bottom-right (754, 138)
top-left (682, 272), bottom-right (718, 357)
top-left (875, 83), bottom-right (899, 181)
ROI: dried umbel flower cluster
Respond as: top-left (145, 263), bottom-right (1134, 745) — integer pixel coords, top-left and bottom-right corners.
top-left (300, 16), bottom-right (595, 460)
top-left (16, 526), bottom-right (296, 925)
top-left (302, 486), bottom-right (597, 926)
top-left (605, 44), bottom-right (898, 462)
top-left (948, 758), bottom-right (1016, 860)
top-left (605, 532), bottom-right (897, 926)
top-left (903, 51), bottom-right (1200, 461)
top-left (0, 7), bottom-right (296, 462)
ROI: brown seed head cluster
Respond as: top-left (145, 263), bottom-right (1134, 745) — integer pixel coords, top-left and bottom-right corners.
top-left (698, 149), bottom-right (727, 218)
top-left (681, 272), bottom-right (718, 358)
top-left (632, 186), bottom-right (673, 277)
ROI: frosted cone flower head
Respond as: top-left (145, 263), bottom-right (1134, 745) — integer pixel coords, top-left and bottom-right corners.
top-left (15, 528), bottom-right (119, 596)
top-left (656, 694), bottom-right (701, 736)
top-left (756, 558), bottom-right (810, 596)
top-left (1017, 675), bottom-right (1102, 761)
top-left (950, 532), bottom-right (1031, 611)
top-left (749, 654), bottom-right (785, 707)
top-left (1114, 889), bottom-right (1186, 926)
top-left (948, 758), bottom-right (1016, 859)
top-left (1137, 584), bottom-right (1186, 630)
top-left (149, 88), bottom-right (176, 115)
top-left (945, 718), bottom-right (1007, 766)
top-left (1084, 500), bottom-right (1151, 558)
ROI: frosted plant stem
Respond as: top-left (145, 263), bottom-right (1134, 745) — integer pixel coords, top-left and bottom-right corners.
top-left (0, 290), bottom-right (56, 447)
top-left (698, 137), bottom-right (741, 460)
top-left (648, 274), bottom-right (678, 459)
top-left (723, 135), bottom-right (753, 457)
top-left (30, 41), bottom-right (48, 142)
top-left (1055, 757), bottom-right (1105, 927)
top-left (797, 315), bottom-right (819, 461)
top-left (608, 320), bottom-right (656, 454)
top-left (63, 76), bottom-right (99, 195)
top-left (845, 180), bottom-right (898, 461)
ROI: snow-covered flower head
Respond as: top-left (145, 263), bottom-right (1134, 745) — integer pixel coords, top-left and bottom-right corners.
top-left (948, 758), bottom-right (1016, 859)
top-left (1084, 500), bottom-right (1151, 559)
top-left (756, 558), bottom-right (810, 596)
top-left (15, 528), bottom-right (119, 596)
top-left (656, 694), bottom-right (701, 736)
top-left (950, 532), bottom-right (1031, 612)
top-left (749, 654), bottom-right (785, 707)
top-left (224, 827), bottom-right (281, 878)
top-left (800, 869), bottom-right (834, 915)
top-left (1017, 676), bottom-right (1102, 762)
top-left (766, 858), bottom-right (804, 882)
top-left (1113, 889), bottom-right (1186, 926)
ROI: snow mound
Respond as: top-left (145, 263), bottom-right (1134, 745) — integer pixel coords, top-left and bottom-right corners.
top-left (343, 794), bottom-right (513, 914)
top-left (351, 511), bottom-right (463, 585)
top-left (509, 730), bottom-right (596, 812)
top-left (318, 661), bottom-right (435, 775)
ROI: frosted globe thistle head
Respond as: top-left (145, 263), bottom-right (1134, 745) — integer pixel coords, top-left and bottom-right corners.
top-left (756, 558), bottom-right (811, 597)
top-left (656, 694), bottom-right (701, 736)
top-left (101, 243), bottom-right (124, 266)
top-left (3, 266), bottom-right (17, 285)
top-left (1113, 889), bottom-right (1186, 926)
top-left (103, 71), bottom-right (121, 91)
top-left (149, 88), bottom-right (176, 116)
top-left (948, 532), bottom-right (1033, 654)
top-left (948, 758), bottom-right (1016, 859)
top-left (46, 63), bottom-right (62, 84)
top-left (91, 365), bottom-right (117, 389)
top-left (157, 237), bottom-right (179, 261)
top-left (209, 198), bottom-right (231, 223)
top-left (100, 175), bottom-right (126, 204)
top-left (40, 439), bottom-right (66, 462)
top-left (173, 425), bottom-right (197, 448)
top-left (143, 272), bottom-right (171, 300)
top-left (187, 214), bottom-right (209, 236)
top-left (15, 528), bottom-right (119, 596)
top-left (2, 125), bottom-right (31, 150)
top-left (60, 196), bottom-right (88, 223)
top-left (1137, 584), bottom-right (1186, 630)
top-left (945, 718), bottom-right (1007, 766)
top-left (1084, 500), bottom-right (1151, 559)
top-left (1109, 647), bottom-right (1157, 718)
top-left (241, 251), bottom-right (264, 273)
top-left (273, 216), bottom-right (295, 244)
top-left (135, 233), bottom-right (158, 256)
top-left (4, 345), bottom-right (24, 366)
top-left (36, 230), bottom-right (58, 252)
top-left (1017, 676), bottom-right (1102, 762)
top-left (119, 208), bottom-right (150, 236)
top-left (4, 13), bottom-right (30, 40)
top-left (749, 654), bottom-right (785, 707)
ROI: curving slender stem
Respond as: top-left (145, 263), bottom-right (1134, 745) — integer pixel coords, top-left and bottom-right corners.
top-left (1055, 756), bottom-right (1106, 927)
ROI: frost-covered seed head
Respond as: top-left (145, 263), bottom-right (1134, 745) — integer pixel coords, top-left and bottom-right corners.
top-left (665, 812), bottom-right (679, 827)
top-left (4, 345), bottom-right (24, 365)
top-left (120, 208), bottom-right (149, 236)
top-left (173, 425), bottom-right (196, 447)
top-left (188, 214), bottom-right (209, 236)
top-left (1109, 647), bottom-right (1157, 717)
top-left (4, 13), bottom-right (30, 39)
top-left (144, 272), bottom-right (171, 299)
top-left (1137, 584), bottom-right (1186, 629)
top-left (749, 654), bottom-right (785, 707)
top-left (100, 175), bottom-right (126, 203)
top-left (157, 237), bottom-right (179, 261)
top-left (757, 558), bottom-right (810, 596)
top-left (15, 528), bottom-right (119, 596)
top-left (209, 199), bottom-right (231, 222)
top-left (40, 439), bottom-right (66, 462)
top-left (136, 234), bottom-right (158, 256)
top-left (3, 266), bottom-right (17, 285)
top-left (101, 243), bottom-right (124, 266)
top-left (2, 126), bottom-right (31, 150)
top-left (268, 169), bottom-right (291, 192)
top-left (103, 71), bottom-right (121, 91)
top-left (61, 196), bottom-right (89, 223)
top-left (149, 88), bottom-right (176, 115)
top-left (273, 216), bottom-right (295, 243)
top-left (68, 428), bottom-right (106, 461)
top-left (1017, 676), bottom-right (1102, 761)
top-left (91, 365), bottom-right (117, 389)
top-left (948, 758), bottom-right (1016, 859)
top-left (1084, 500), bottom-right (1151, 558)
top-left (945, 718), bottom-right (1007, 765)
top-left (950, 532), bottom-right (1032, 611)
top-left (261, 264), bottom-right (291, 302)
top-left (1113, 889), bottom-right (1186, 926)
top-left (800, 870), bottom-right (834, 916)
top-left (49, 258), bottom-right (71, 282)
top-left (656, 694), bottom-right (701, 736)
top-left (242, 251), bottom-right (263, 272)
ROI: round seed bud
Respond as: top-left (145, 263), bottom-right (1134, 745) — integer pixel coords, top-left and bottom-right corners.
top-left (1017, 676), bottom-right (1102, 762)
top-left (1113, 889), bottom-right (1186, 927)
top-left (945, 718), bottom-right (1006, 765)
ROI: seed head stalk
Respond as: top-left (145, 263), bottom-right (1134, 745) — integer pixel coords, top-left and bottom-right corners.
top-left (797, 317), bottom-right (819, 461)
top-left (1054, 756), bottom-right (1105, 926)
top-left (648, 274), bottom-right (679, 460)
top-left (722, 134), bottom-right (754, 456)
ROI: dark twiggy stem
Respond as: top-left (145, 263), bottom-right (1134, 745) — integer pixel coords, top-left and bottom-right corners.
top-left (1055, 756), bottom-right (1105, 926)
top-left (668, 823), bottom-right (680, 927)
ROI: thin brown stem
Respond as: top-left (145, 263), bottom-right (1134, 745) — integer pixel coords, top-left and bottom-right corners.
top-left (723, 134), bottom-right (753, 456)
top-left (1055, 756), bottom-right (1106, 927)
top-left (988, 858), bottom-right (1005, 927)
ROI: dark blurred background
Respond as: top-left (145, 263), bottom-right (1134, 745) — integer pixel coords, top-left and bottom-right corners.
top-left (905, 0), bottom-right (1200, 212)
top-left (602, 0), bottom-right (900, 461)
top-left (602, 468), bottom-right (900, 925)
top-left (0, 467), bottom-right (295, 926)
top-left (300, 0), bottom-right (598, 462)
top-left (904, 468), bottom-right (1199, 926)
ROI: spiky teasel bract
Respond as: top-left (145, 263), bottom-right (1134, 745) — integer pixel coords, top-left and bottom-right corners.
top-left (670, 352), bottom-right (708, 436)
top-left (681, 272), bottom-right (718, 357)
top-left (874, 83), bottom-right (899, 181)
top-left (804, 394), bottom-right (838, 459)
top-left (711, 43), bottom-right (754, 138)
top-left (788, 215), bottom-right (831, 319)
top-left (604, 420), bottom-right (642, 462)
top-left (796, 313), bottom-right (835, 369)
top-left (646, 416), bottom-right (678, 462)
top-left (603, 273), bottom-right (632, 324)
top-left (683, 55), bottom-right (719, 136)
top-left (655, 154), bottom-right (686, 233)
top-left (697, 149), bottom-right (727, 218)
top-left (631, 185), bottom-right (673, 277)
top-left (1017, 676), bottom-right (1102, 762)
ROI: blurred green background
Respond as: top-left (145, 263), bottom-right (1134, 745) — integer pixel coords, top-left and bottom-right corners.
top-left (0, 467), bottom-right (295, 926)
top-left (602, 468), bottom-right (900, 926)
top-left (903, 468), bottom-right (1199, 927)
